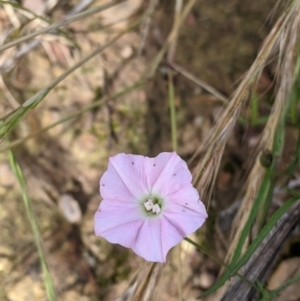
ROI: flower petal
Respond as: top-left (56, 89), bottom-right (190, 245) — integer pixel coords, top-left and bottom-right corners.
top-left (95, 152), bottom-right (208, 263)
top-left (94, 200), bottom-right (144, 248)
top-left (163, 200), bottom-right (207, 238)
top-left (166, 185), bottom-right (208, 217)
top-left (132, 208), bottom-right (205, 263)
top-left (145, 152), bottom-right (192, 197)
top-left (159, 217), bottom-right (189, 255)
top-left (164, 203), bottom-right (206, 238)
top-left (133, 218), bottom-right (165, 262)
top-left (100, 153), bottom-right (148, 202)
top-left (134, 186), bottom-right (208, 262)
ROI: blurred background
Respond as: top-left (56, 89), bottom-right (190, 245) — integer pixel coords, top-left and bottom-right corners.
top-left (0, 0), bottom-right (300, 300)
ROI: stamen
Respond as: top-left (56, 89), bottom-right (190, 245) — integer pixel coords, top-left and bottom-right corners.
top-left (144, 198), bottom-right (161, 214)
top-left (144, 199), bottom-right (154, 211)
top-left (152, 204), bottom-right (161, 214)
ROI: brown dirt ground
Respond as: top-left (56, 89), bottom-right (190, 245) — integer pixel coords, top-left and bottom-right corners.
top-left (1, 0), bottom-right (299, 301)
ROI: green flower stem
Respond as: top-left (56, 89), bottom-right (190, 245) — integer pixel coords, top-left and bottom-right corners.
top-left (9, 149), bottom-right (57, 301)
top-left (184, 237), bottom-right (255, 289)
top-left (272, 273), bottom-right (300, 296)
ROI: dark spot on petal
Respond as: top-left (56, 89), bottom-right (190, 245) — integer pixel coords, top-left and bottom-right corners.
top-left (102, 184), bottom-right (105, 186)
top-left (132, 162), bottom-right (134, 165)
top-left (182, 209), bottom-right (185, 212)
top-left (173, 173), bottom-right (176, 176)
top-left (153, 164), bottom-right (156, 166)
top-left (185, 203), bottom-right (188, 205)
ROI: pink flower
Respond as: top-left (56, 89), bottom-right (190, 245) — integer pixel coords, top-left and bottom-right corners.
top-left (94, 152), bottom-right (208, 263)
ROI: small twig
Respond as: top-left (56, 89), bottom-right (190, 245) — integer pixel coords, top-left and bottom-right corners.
top-left (0, 40), bottom-right (40, 73)
top-left (0, 80), bottom-right (146, 152)
top-left (102, 64), bottom-right (119, 146)
top-left (45, 0), bottom-right (59, 12)
top-left (171, 62), bottom-right (228, 104)
top-left (115, 283), bottom-right (137, 301)
top-left (167, 0), bottom-right (182, 63)
top-left (149, 0), bottom-right (197, 77)
top-left (138, 0), bottom-right (158, 57)
top-left (168, 71), bottom-right (177, 152)
top-left (66, 0), bottom-right (96, 16)
top-left (0, 75), bottom-right (19, 108)
top-left (3, 2), bottom-right (21, 28)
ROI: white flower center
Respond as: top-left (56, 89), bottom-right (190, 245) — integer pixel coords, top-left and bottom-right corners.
top-left (144, 199), bottom-right (161, 214)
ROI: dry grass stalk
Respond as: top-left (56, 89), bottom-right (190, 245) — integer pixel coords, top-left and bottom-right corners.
top-left (167, 0), bottom-right (183, 63)
top-left (127, 263), bottom-right (164, 301)
top-left (149, 0), bottom-right (197, 77)
top-left (171, 62), bottom-right (228, 104)
top-left (209, 0), bottom-right (300, 299)
top-left (138, 0), bottom-right (158, 57)
top-left (190, 6), bottom-right (288, 204)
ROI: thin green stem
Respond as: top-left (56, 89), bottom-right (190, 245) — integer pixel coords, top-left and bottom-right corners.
top-left (184, 237), bottom-right (256, 289)
top-left (0, 80), bottom-right (146, 152)
top-left (272, 273), bottom-right (300, 295)
top-left (9, 149), bottom-right (57, 301)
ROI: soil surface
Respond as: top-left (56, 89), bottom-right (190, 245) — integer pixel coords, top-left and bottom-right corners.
top-left (1, 1), bottom-right (298, 301)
